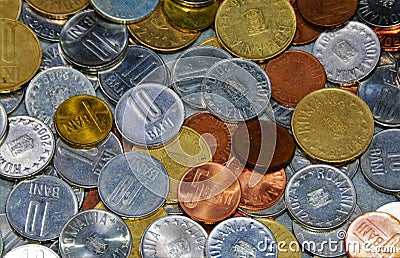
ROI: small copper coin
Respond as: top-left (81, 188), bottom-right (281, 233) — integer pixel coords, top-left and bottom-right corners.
top-left (345, 211), bottom-right (400, 257)
top-left (374, 27), bottom-right (400, 52)
top-left (292, 4), bottom-right (322, 45)
top-left (232, 120), bottom-right (296, 172)
top-left (178, 162), bottom-right (241, 224)
top-left (297, 0), bottom-right (357, 28)
top-left (265, 50), bottom-right (326, 107)
top-left (184, 112), bottom-right (232, 164)
top-left (81, 189), bottom-right (100, 211)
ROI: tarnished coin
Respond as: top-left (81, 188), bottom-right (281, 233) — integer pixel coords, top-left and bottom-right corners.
top-left (4, 244), bottom-right (59, 258)
top-left (0, 103), bottom-right (7, 143)
top-left (59, 209), bottom-right (132, 257)
top-left (98, 152), bottom-right (169, 218)
top-left (40, 43), bottom-right (69, 70)
top-left (0, 88), bottom-right (24, 114)
top-left (358, 0), bottom-right (400, 28)
top-left (0, 214), bottom-right (29, 254)
top-left (377, 202), bottom-right (400, 221)
top-left (25, 0), bottom-right (88, 19)
top-left (141, 215), bottom-right (207, 258)
top-left (206, 217), bottom-right (278, 258)
top-left (313, 21), bottom-right (380, 84)
top-left (285, 165), bottom-right (357, 230)
top-left (0, 0), bottom-right (22, 19)
top-left (6, 175), bottom-right (78, 241)
top-left (0, 116), bottom-right (54, 179)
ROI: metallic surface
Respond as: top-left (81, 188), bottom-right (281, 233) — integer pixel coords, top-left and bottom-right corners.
top-left (292, 4), bottom-right (322, 46)
top-left (0, 0), bottom-right (22, 19)
top-left (25, 0), bottom-right (88, 19)
top-left (374, 27), bottom-right (400, 52)
top-left (81, 189), bottom-right (100, 211)
top-left (0, 103), bottom-right (7, 143)
top-left (40, 43), bottom-right (69, 70)
top-left (4, 244), bottom-right (59, 258)
top-left (0, 88), bottom-right (24, 114)
top-left (0, 214), bottom-right (29, 254)
top-left (358, 0), bottom-right (400, 28)
top-left (265, 98), bottom-right (295, 129)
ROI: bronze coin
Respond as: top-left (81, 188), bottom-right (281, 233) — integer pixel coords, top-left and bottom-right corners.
top-left (292, 4), bottom-right (323, 45)
top-left (178, 162), bottom-right (241, 224)
top-left (232, 120), bottom-right (295, 172)
top-left (81, 189), bottom-right (100, 211)
top-left (265, 50), bottom-right (326, 107)
top-left (374, 26), bottom-right (400, 52)
top-left (297, 0), bottom-right (358, 28)
top-left (184, 112), bottom-right (232, 164)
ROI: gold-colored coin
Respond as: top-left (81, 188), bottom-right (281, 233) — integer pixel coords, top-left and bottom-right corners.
top-left (215, 0), bottom-right (296, 61)
top-left (128, 3), bottom-right (200, 53)
top-left (0, 19), bottom-right (41, 93)
top-left (133, 126), bottom-right (212, 203)
top-left (0, 0), bottom-right (22, 19)
top-left (25, 0), bottom-right (89, 19)
top-left (198, 36), bottom-right (223, 48)
top-left (292, 88), bottom-right (374, 163)
top-left (257, 218), bottom-right (302, 258)
top-left (54, 95), bottom-right (113, 149)
top-left (163, 0), bottom-right (218, 32)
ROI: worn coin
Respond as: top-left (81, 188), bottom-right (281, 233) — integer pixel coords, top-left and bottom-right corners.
top-left (40, 43), bottom-right (69, 71)
top-left (0, 0), bottom-right (22, 19)
top-left (358, 0), bottom-right (400, 28)
top-left (292, 4), bottom-right (322, 46)
top-left (25, 0), bottom-right (88, 19)
top-left (0, 88), bottom-right (24, 114)
top-left (4, 244), bottom-right (59, 258)
top-left (265, 98), bottom-right (294, 129)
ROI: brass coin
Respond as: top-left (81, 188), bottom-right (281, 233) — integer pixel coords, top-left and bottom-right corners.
top-left (198, 36), bottom-right (223, 48)
top-left (127, 3), bottom-right (200, 53)
top-left (54, 95), bottom-right (113, 149)
top-left (215, 0), bottom-right (296, 61)
top-left (0, 0), bottom-right (22, 19)
top-left (25, 0), bottom-right (89, 19)
top-left (0, 19), bottom-right (41, 93)
top-left (292, 88), bottom-right (374, 163)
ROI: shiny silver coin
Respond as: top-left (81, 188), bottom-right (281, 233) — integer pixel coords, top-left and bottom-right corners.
top-left (177, 0), bottom-right (214, 5)
top-left (206, 217), bottom-right (277, 258)
top-left (0, 88), bottom-right (24, 114)
top-left (25, 67), bottom-right (96, 132)
top-left (361, 129), bottom-right (400, 193)
top-left (115, 83), bottom-right (184, 147)
top-left (313, 21), bottom-right (380, 84)
top-left (141, 215), bottom-right (207, 258)
top-left (0, 177), bottom-right (14, 213)
top-left (0, 103), bottom-right (7, 143)
top-left (98, 152), bottom-right (169, 218)
top-left (40, 43), bottom-right (69, 71)
top-left (54, 132), bottom-right (123, 188)
top-left (163, 203), bottom-right (184, 215)
top-left (59, 9), bottom-right (128, 71)
top-left (99, 45), bottom-right (169, 104)
top-left (172, 46), bottom-right (232, 109)
top-left (358, 0), bottom-right (400, 28)
top-left (377, 202), bottom-right (400, 221)
top-left (6, 175), bottom-right (78, 241)
top-left (285, 164), bottom-right (356, 230)
top-left (265, 98), bottom-right (294, 129)
top-left (203, 58), bottom-right (271, 121)
top-left (0, 116), bottom-right (55, 179)
top-left (0, 214), bottom-right (30, 254)
top-left (4, 244), bottom-right (59, 258)
top-left (49, 240), bottom-right (61, 256)
top-left (59, 209), bottom-right (131, 257)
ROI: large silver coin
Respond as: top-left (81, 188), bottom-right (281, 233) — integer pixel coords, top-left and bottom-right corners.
top-left (358, 0), bottom-right (400, 28)
top-left (0, 214), bottom-right (29, 254)
top-left (59, 209), bottom-right (131, 257)
top-left (0, 102), bottom-right (7, 143)
top-left (141, 215), bottom-right (207, 258)
top-left (98, 152), bottom-right (169, 218)
top-left (115, 83), bottom-right (184, 147)
top-left (0, 116), bottom-right (54, 179)
top-left (4, 244), bottom-right (59, 258)
top-left (6, 175), bottom-right (78, 241)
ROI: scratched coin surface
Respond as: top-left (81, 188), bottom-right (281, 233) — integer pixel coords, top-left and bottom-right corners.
top-left (285, 165), bottom-right (356, 230)
top-left (0, 116), bottom-right (54, 179)
top-left (140, 215), bottom-right (207, 258)
top-left (26, 0), bottom-right (88, 19)
top-left (4, 244), bottom-right (59, 258)
top-left (54, 95), bottom-right (113, 148)
top-left (358, 0), bottom-right (400, 28)
top-left (0, 214), bottom-right (29, 254)
top-left (98, 152), bottom-right (169, 218)
top-left (6, 175), bottom-right (78, 241)
top-left (59, 209), bottom-right (132, 257)
top-left (292, 88), bottom-right (374, 163)
top-left (0, 0), bottom-right (22, 19)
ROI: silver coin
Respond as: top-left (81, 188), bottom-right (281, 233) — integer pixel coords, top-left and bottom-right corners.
top-left (0, 103), bottom-right (7, 143)
top-left (90, 0), bottom-right (159, 23)
top-left (361, 129), bottom-right (400, 193)
top-left (49, 240), bottom-right (61, 256)
top-left (25, 67), bottom-right (96, 132)
top-left (59, 9), bottom-right (128, 71)
top-left (376, 202), bottom-right (400, 221)
top-left (98, 152), bottom-right (169, 218)
top-left (0, 89), bottom-right (24, 114)
top-left (6, 175), bottom-right (78, 241)
top-left (0, 231), bottom-right (2, 257)
top-left (358, 68), bottom-right (400, 127)
top-left (141, 215), bottom-right (207, 258)
top-left (358, 0), bottom-right (400, 28)
top-left (313, 21), bottom-right (380, 84)
top-left (206, 217), bottom-right (277, 258)
top-left (265, 98), bottom-right (294, 129)
top-left (4, 244), bottom-right (59, 258)
top-left (54, 132), bottom-right (123, 188)
top-left (0, 178), bottom-right (14, 213)
top-left (177, 0), bottom-right (214, 5)
top-left (0, 214), bottom-right (29, 254)
top-left (115, 83), bottom-right (184, 147)
top-left (40, 43), bottom-right (69, 71)
top-left (203, 58), bottom-right (271, 121)
top-left (0, 116), bottom-right (55, 179)
top-left (292, 205), bottom-right (362, 257)
top-left (285, 164), bottom-right (356, 230)
top-left (99, 45), bottom-right (169, 104)
top-left (163, 203), bottom-right (184, 215)
top-left (21, 2), bottom-right (66, 42)
top-left (59, 209), bottom-right (132, 257)
top-left (172, 46), bottom-right (232, 109)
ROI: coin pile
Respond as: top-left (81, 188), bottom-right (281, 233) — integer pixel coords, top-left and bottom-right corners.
top-left (0, 0), bottom-right (400, 257)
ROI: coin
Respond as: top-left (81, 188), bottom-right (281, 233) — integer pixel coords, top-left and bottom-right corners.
top-left (0, 0), bottom-right (22, 19)
top-left (292, 88), bottom-right (374, 163)
top-left (377, 202), bottom-right (400, 221)
top-left (358, 0), bottom-right (400, 28)
top-left (0, 19), bottom-right (41, 93)
top-left (0, 214), bottom-right (30, 254)
top-left (40, 43), bottom-right (69, 71)
top-left (141, 215), bottom-right (208, 258)
top-left (4, 244), bottom-right (59, 258)
top-left (265, 98), bottom-right (295, 129)
top-left (0, 103), bottom-right (7, 143)
top-left (198, 36), bottom-right (223, 48)
top-left (59, 209), bottom-right (132, 257)
top-left (82, 189), bottom-right (100, 211)
top-left (292, 4), bottom-right (322, 45)
top-left (374, 27), bottom-right (400, 52)
top-left (0, 88), bottom-right (24, 114)
top-left (25, 0), bottom-right (88, 19)
top-left (178, 162), bottom-right (241, 224)
top-left (215, 0), bottom-right (296, 61)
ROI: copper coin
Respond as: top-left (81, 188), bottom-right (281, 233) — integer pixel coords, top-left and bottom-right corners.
top-left (178, 162), bottom-right (241, 224)
top-left (232, 120), bottom-right (296, 172)
top-left (184, 112), bottom-right (232, 164)
top-left (81, 189), bottom-right (100, 211)
top-left (340, 81), bottom-right (360, 95)
top-left (297, 0), bottom-right (358, 28)
top-left (292, 4), bottom-right (322, 45)
top-left (345, 211), bottom-right (400, 257)
top-left (265, 50), bottom-right (326, 107)
top-left (374, 27), bottom-right (400, 52)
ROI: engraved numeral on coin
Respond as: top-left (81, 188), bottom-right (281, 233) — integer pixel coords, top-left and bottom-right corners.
top-left (0, 24), bottom-right (16, 63)
top-left (83, 32), bottom-right (119, 61)
top-left (129, 89), bottom-right (162, 123)
top-left (120, 56), bottom-right (157, 84)
top-left (108, 176), bottom-right (141, 209)
top-left (24, 200), bottom-right (49, 237)
top-left (373, 87), bottom-right (397, 119)
top-left (388, 152), bottom-right (400, 172)
top-left (23, 249), bottom-right (45, 258)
